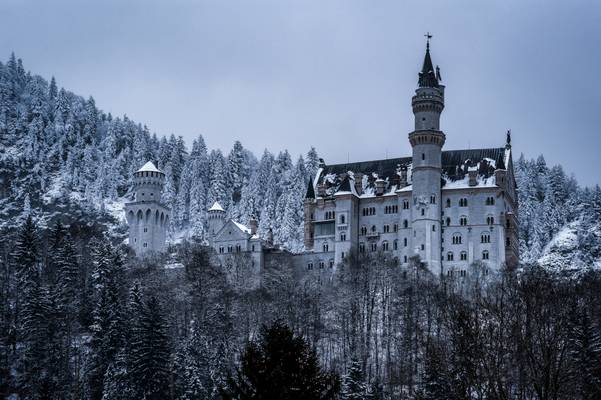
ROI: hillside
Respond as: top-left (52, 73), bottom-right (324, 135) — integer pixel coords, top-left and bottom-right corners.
top-left (0, 53), bottom-right (317, 251)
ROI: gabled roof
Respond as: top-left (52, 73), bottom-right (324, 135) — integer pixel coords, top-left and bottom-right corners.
top-left (209, 201), bottom-right (225, 212)
top-left (137, 161), bottom-right (161, 173)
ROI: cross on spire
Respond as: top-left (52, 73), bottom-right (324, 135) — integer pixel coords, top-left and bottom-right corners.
top-left (424, 32), bottom-right (432, 49)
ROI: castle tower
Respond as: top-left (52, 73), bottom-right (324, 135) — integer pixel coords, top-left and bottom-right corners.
top-left (125, 161), bottom-right (170, 256)
top-left (303, 177), bottom-right (316, 250)
top-left (409, 35), bottom-right (445, 275)
top-left (208, 201), bottom-right (226, 244)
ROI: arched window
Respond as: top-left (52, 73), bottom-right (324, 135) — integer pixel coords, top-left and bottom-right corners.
top-left (481, 233), bottom-right (491, 243)
top-left (430, 195), bottom-right (436, 204)
top-left (485, 196), bottom-right (495, 206)
top-left (459, 198), bottom-right (468, 207)
top-left (403, 220), bottom-right (408, 229)
top-left (340, 215), bottom-right (345, 224)
top-left (359, 242), bottom-right (365, 253)
top-left (460, 251), bottom-right (467, 261)
top-left (447, 252), bottom-right (454, 261)
top-left (393, 240), bottom-right (398, 250)
top-left (329, 259), bottom-right (334, 268)
top-left (361, 226), bottom-right (367, 236)
top-left (382, 241), bottom-right (389, 251)
top-left (403, 200), bottom-right (410, 209)
top-left (460, 216), bottom-right (468, 226)
top-left (506, 237), bottom-right (511, 247)
top-left (340, 233), bottom-right (346, 241)
top-left (482, 250), bottom-right (489, 260)
top-left (323, 243), bottom-right (329, 252)
top-left (446, 198), bottom-right (451, 208)
top-left (371, 243), bottom-right (377, 252)
top-left (403, 237), bottom-right (408, 247)
top-left (486, 215), bottom-right (494, 225)
top-left (446, 217), bottom-right (451, 226)
top-left (421, 208), bottom-right (425, 216)
top-left (371, 225), bottom-right (376, 232)
top-left (452, 233), bottom-right (462, 245)
top-left (422, 153), bottom-right (425, 160)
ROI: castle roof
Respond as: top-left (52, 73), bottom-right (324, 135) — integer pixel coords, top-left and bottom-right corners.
top-left (311, 147), bottom-right (508, 198)
top-left (137, 161), bottom-right (161, 173)
top-left (418, 40), bottom-right (440, 88)
top-left (209, 201), bottom-right (225, 212)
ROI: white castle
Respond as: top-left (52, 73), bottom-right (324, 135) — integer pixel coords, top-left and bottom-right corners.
top-left (126, 40), bottom-right (519, 277)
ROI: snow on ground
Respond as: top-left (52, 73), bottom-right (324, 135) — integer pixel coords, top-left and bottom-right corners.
top-left (164, 262), bottom-right (184, 269)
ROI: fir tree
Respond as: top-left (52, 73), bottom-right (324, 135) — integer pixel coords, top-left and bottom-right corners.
top-left (222, 321), bottom-right (339, 400)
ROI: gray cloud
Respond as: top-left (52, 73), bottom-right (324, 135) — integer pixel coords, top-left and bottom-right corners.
top-left (1, 0), bottom-right (600, 185)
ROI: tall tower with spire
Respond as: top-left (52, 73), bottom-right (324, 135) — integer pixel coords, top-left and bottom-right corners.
top-left (409, 35), bottom-right (445, 274)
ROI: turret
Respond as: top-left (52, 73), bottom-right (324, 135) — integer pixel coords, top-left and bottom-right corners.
top-left (208, 201), bottom-right (226, 243)
top-left (125, 161), bottom-right (170, 256)
top-left (408, 35), bottom-right (445, 275)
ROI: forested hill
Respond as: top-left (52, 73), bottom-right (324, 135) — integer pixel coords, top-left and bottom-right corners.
top-left (0, 54), bottom-right (317, 251)
top-left (1, 53), bottom-right (601, 266)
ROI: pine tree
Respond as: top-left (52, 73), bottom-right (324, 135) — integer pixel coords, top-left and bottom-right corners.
top-left (129, 296), bottom-right (171, 400)
top-left (568, 311), bottom-right (601, 399)
top-left (222, 321), bottom-right (339, 400)
top-left (340, 357), bottom-right (370, 400)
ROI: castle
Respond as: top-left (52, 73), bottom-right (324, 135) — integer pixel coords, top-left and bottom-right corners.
top-left (126, 40), bottom-right (519, 276)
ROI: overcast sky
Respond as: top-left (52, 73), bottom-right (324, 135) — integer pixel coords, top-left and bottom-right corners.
top-left (1, 0), bottom-right (600, 185)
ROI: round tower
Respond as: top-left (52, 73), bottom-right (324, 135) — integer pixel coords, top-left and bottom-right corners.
top-left (125, 161), bottom-right (170, 256)
top-left (208, 201), bottom-right (226, 243)
top-left (409, 36), bottom-right (445, 275)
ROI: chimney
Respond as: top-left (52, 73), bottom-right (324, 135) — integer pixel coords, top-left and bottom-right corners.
top-left (399, 166), bottom-right (408, 187)
top-left (249, 217), bottom-right (258, 236)
top-left (468, 167), bottom-right (478, 187)
top-left (375, 178), bottom-right (386, 196)
top-left (354, 173), bottom-right (363, 195)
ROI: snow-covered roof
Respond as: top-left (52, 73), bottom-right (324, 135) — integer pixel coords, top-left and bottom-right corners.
top-left (233, 221), bottom-right (252, 234)
top-left (137, 161), bottom-right (161, 173)
top-left (209, 201), bottom-right (224, 212)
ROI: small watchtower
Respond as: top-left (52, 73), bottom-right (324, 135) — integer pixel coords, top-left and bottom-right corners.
top-left (125, 161), bottom-right (170, 256)
top-left (208, 201), bottom-right (226, 244)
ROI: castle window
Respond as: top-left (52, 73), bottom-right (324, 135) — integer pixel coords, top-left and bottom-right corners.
top-left (486, 216), bottom-right (494, 225)
top-left (403, 220), bottom-right (408, 229)
top-left (403, 200), bottom-right (410, 209)
top-left (460, 251), bottom-right (467, 261)
top-left (460, 270), bottom-right (467, 277)
top-left (143, 228), bottom-right (148, 232)
top-left (340, 233), bottom-right (346, 241)
top-left (340, 215), bottom-right (345, 224)
top-left (506, 219), bottom-right (511, 228)
top-left (383, 225), bottom-right (390, 233)
top-left (394, 240), bottom-right (398, 250)
top-left (447, 252), bottom-right (454, 261)
top-left (404, 255), bottom-right (408, 263)
top-left (481, 233), bottom-right (491, 244)
top-left (323, 243), bottom-right (329, 252)
top-left (393, 224), bottom-right (398, 232)
top-left (143, 242), bottom-right (147, 248)
top-left (446, 198), bottom-right (451, 208)
top-left (421, 244), bottom-right (425, 251)
top-left (482, 250), bottom-right (489, 260)
top-left (459, 198), bottom-right (468, 207)
top-left (252, 245), bottom-right (255, 252)
top-left (485, 196), bottom-right (495, 206)
top-left (371, 243), bottom-right (378, 252)
top-left (329, 259), bottom-right (334, 268)
top-left (325, 211), bottom-right (335, 220)
top-left (359, 243), bottom-right (365, 253)
top-left (361, 226), bottom-right (367, 236)
top-left (227, 245), bottom-right (233, 253)
top-left (422, 153), bottom-right (425, 160)
top-left (506, 237), bottom-right (511, 247)
top-left (382, 241), bottom-right (389, 251)
top-left (421, 209), bottom-right (425, 216)
top-left (219, 246), bottom-right (224, 253)
top-left (452, 233), bottom-right (462, 245)
top-left (341, 252), bottom-right (345, 259)
top-left (319, 261), bottom-right (325, 269)
top-left (236, 244), bottom-right (241, 252)
top-left (432, 225), bottom-right (436, 232)
top-left (404, 237), bottom-right (408, 247)
top-left (446, 217), bottom-right (451, 226)
top-left (307, 262), bottom-right (313, 270)
top-left (371, 225), bottom-right (376, 233)
top-left (430, 195), bottom-right (436, 204)
top-left (460, 216), bottom-right (468, 226)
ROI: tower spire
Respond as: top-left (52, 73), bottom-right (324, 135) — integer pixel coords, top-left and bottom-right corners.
top-left (419, 33), bottom-right (439, 88)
